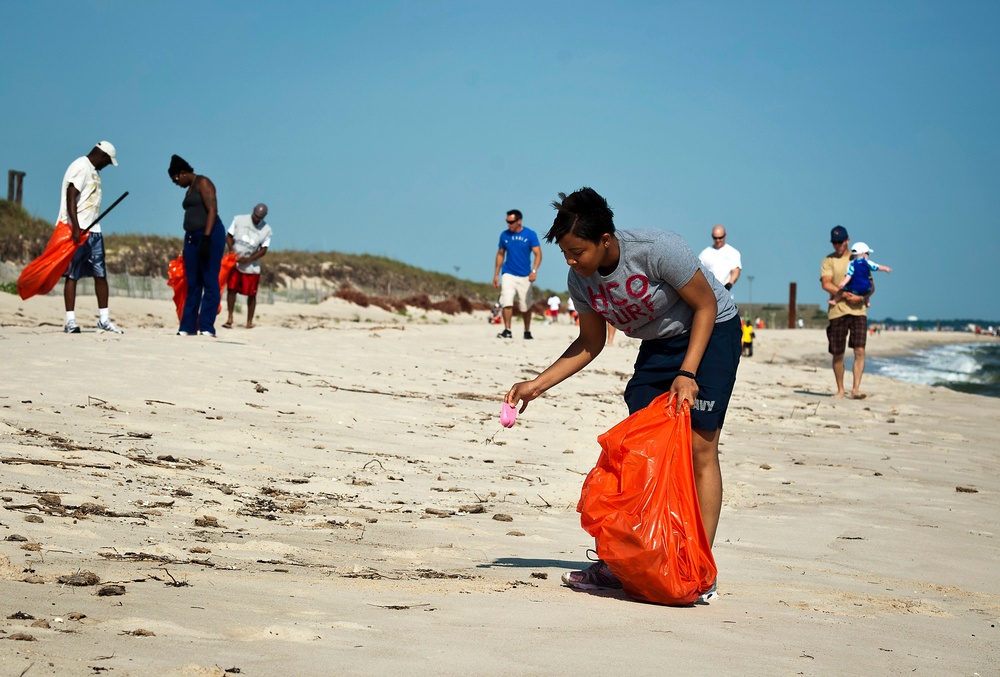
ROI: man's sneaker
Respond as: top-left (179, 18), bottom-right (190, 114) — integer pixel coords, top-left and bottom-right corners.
top-left (64, 320), bottom-right (81, 334)
top-left (198, 331), bottom-right (216, 338)
top-left (97, 320), bottom-right (123, 334)
top-left (561, 561), bottom-right (622, 591)
top-left (697, 580), bottom-right (718, 603)
top-left (523, 331), bottom-right (534, 340)
top-left (177, 331), bottom-right (192, 336)
top-left (497, 329), bottom-right (513, 339)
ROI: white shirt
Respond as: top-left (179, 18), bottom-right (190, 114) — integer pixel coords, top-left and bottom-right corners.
top-left (227, 214), bottom-right (273, 274)
top-left (547, 295), bottom-right (561, 312)
top-left (698, 243), bottom-right (742, 286)
top-left (58, 156), bottom-right (102, 233)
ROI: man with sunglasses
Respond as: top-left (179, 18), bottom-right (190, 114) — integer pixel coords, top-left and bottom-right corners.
top-left (820, 225), bottom-right (868, 399)
top-left (492, 209), bottom-right (542, 339)
top-left (698, 224), bottom-right (742, 295)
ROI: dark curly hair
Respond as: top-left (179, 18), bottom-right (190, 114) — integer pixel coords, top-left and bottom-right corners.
top-left (544, 187), bottom-right (615, 244)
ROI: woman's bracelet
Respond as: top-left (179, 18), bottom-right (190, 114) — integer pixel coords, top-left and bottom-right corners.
top-left (676, 370), bottom-right (697, 381)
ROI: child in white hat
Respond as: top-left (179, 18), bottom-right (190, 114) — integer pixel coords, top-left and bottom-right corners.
top-left (829, 241), bottom-right (892, 308)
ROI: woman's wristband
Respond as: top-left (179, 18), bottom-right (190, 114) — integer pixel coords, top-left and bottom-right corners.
top-left (676, 370), bottom-right (697, 381)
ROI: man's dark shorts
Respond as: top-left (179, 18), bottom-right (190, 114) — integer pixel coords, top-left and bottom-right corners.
top-left (827, 314), bottom-right (868, 355)
top-left (64, 232), bottom-right (106, 279)
top-left (624, 315), bottom-right (742, 432)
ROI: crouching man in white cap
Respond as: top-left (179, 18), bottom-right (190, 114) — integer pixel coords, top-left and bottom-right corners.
top-left (223, 203), bottom-right (272, 329)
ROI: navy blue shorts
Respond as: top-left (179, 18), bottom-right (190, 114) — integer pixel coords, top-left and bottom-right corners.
top-left (624, 315), bottom-right (741, 431)
top-left (64, 232), bottom-right (107, 280)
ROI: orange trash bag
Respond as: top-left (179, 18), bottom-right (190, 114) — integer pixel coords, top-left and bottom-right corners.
top-left (578, 393), bottom-right (717, 605)
top-left (166, 253), bottom-right (237, 321)
top-left (166, 254), bottom-right (186, 321)
top-left (16, 223), bottom-right (88, 300)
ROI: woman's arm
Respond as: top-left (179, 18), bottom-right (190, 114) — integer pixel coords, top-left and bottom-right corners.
top-left (196, 176), bottom-right (219, 235)
top-left (671, 269), bottom-right (719, 410)
top-left (505, 311), bottom-right (607, 412)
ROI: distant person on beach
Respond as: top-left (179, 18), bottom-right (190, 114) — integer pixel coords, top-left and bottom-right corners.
top-left (698, 224), bottom-right (741, 295)
top-left (545, 295), bottom-right (561, 324)
top-left (741, 317), bottom-right (755, 357)
top-left (828, 241), bottom-right (892, 309)
top-left (567, 297), bottom-right (578, 325)
top-left (493, 209), bottom-right (542, 340)
top-left (169, 154), bottom-right (225, 337)
top-left (224, 203), bottom-right (273, 329)
top-left (821, 225), bottom-right (868, 399)
top-left (59, 141), bottom-right (123, 334)
top-left (505, 187), bottom-right (740, 601)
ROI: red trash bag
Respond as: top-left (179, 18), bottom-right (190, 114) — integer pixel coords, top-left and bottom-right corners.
top-left (166, 253), bottom-right (238, 321)
top-left (219, 252), bottom-right (236, 290)
top-left (166, 254), bottom-right (186, 321)
top-left (16, 223), bottom-right (88, 300)
top-left (578, 393), bottom-right (717, 605)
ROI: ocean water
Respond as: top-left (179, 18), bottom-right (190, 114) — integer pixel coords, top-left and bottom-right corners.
top-left (867, 340), bottom-right (1000, 399)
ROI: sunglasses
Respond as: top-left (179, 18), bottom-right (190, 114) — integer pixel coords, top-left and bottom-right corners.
top-left (713, 236), bottom-right (725, 240)
top-left (506, 219), bottom-right (518, 225)
top-left (831, 239), bottom-right (846, 244)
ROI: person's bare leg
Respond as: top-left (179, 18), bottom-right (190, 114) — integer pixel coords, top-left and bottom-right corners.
top-left (94, 277), bottom-right (109, 309)
top-left (225, 289), bottom-right (237, 327)
top-left (522, 309), bottom-right (532, 332)
top-left (691, 427), bottom-right (723, 547)
top-left (851, 347), bottom-right (867, 399)
top-left (501, 307), bottom-right (513, 331)
top-left (246, 294), bottom-right (256, 328)
top-left (64, 279), bottom-right (77, 312)
top-left (832, 353), bottom-right (846, 398)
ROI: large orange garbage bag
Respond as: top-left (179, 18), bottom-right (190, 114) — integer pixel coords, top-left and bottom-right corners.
top-left (578, 393), bottom-right (717, 605)
top-left (166, 253), bottom-right (238, 321)
top-left (166, 254), bottom-right (186, 321)
top-left (16, 222), bottom-right (87, 300)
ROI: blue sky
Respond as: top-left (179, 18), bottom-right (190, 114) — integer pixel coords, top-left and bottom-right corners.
top-left (3, 1), bottom-right (998, 321)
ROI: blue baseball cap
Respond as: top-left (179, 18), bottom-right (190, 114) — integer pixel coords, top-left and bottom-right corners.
top-left (830, 225), bottom-right (848, 242)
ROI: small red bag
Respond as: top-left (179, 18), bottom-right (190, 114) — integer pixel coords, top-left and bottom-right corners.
top-left (578, 393), bottom-right (717, 605)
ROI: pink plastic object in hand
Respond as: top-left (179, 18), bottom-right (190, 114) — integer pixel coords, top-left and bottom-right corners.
top-left (500, 402), bottom-right (517, 428)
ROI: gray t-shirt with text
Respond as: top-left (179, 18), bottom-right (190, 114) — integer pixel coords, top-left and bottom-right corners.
top-left (567, 228), bottom-right (738, 340)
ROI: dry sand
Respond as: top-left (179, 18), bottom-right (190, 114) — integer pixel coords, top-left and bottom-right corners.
top-left (1, 293), bottom-right (998, 676)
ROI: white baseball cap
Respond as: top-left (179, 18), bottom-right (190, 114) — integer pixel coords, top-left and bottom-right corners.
top-left (851, 242), bottom-right (872, 255)
top-left (95, 140), bottom-right (118, 166)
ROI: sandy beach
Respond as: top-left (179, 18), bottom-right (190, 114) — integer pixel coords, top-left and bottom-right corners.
top-left (1, 293), bottom-right (998, 676)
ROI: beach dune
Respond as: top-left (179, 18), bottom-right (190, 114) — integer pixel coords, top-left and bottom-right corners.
top-left (1, 292), bottom-right (997, 675)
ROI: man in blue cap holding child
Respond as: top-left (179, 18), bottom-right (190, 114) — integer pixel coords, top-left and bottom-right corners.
top-left (820, 225), bottom-right (868, 399)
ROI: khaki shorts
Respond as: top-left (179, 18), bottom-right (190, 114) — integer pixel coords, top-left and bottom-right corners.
top-left (499, 273), bottom-right (532, 313)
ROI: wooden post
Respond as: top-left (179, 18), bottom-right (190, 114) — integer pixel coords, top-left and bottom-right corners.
top-left (788, 282), bottom-right (797, 328)
top-left (7, 170), bottom-right (26, 205)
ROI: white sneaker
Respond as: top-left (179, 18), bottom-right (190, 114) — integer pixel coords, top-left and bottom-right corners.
top-left (64, 320), bottom-right (81, 334)
top-left (697, 580), bottom-right (718, 603)
top-left (198, 331), bottom-right (216, 338)
top-left (97, 319), bottom-right (123, 334)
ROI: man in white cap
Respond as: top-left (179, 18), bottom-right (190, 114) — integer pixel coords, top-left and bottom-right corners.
top-left (60, 141), bottom-right (122, 334)
top-left (223, 203), bottom-right (272, 329)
